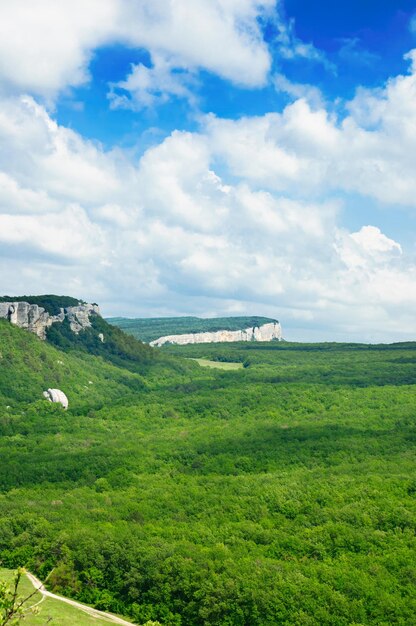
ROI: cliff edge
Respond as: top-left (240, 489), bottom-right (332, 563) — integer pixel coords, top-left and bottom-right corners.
top-left (0, 300), bottom-right (101, 340)
top-left (150, 321), bottom-right (282, 347)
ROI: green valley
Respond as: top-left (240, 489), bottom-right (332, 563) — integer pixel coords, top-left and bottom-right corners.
top-left (1, 319), bottom-right (416, 625)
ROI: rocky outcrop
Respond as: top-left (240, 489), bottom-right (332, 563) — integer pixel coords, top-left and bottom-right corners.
top-left (150, 321), bottom-right (282, 347)
top-left (66, 304), bottom-right (101, 333)
top-left (0, 301), bottom-right (101, 340)
top-left (43, 388), bottom-right (69, 409)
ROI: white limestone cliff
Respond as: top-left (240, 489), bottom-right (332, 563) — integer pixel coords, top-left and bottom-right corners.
top-left (66, 304), bottom-right (101, 333)
top-left (0, 301), bottom-right (101, 340)
top-left (150, 321), bottom-right (283, 347)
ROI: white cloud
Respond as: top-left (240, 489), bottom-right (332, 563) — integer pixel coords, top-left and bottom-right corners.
top-left (2, 51), bottom-right (416, 340)
top-left (0, 204), bottom-right (103, 261)
top-left (0, 96), bottom-right (130, 205)
top-left (0, 0), bottom-right (119, 97)
top-left (0, 172), bottom-right (59, 214)
top-left (335, 226), bottom-right (402, 270)
top-left (0, 0), bottom-right (276, 100)
top-left (203, 51), bottom-right (416, 208)
top-left (204, 104), bottom-right (338, 192)
top-left (350, 225), bottom-right (402, 257)
top-left (117, 0), bottom-right (275, 87)
top-left (274, 74), bottom-right (324, 108)
top-left (109, 54), bottom-right (196, 110)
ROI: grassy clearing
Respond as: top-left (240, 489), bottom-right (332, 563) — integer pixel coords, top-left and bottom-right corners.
top-left (0, 569), bottom-right (131, 626)
top-left (190, 357), bottom-right (243, 370)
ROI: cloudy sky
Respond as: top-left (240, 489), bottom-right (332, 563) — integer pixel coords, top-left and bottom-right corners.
top-left (1, 0), bottom-right (416, 341)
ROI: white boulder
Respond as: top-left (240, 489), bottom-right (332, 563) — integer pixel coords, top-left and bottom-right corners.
top-left (43, 388), bottom-right (69, 409)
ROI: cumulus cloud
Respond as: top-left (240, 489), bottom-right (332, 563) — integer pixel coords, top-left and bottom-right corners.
top-left (1, 89), bottom-right (416, 341)
top-left (0, 0), bottom-right (276, 100)
top-left (2, 25), bottom-right (416, 341)
top-left (119, 0), bottom-right (275, 86)
top-left (273, 74), bottom-right (324, 108)
top-left (0, 0), bottom-right (119, 97)
top-left (335, 226), bottom-right (402, 270)
top-left (109, 55), bottom-right (197, 110)
top-left (203, 50), bottom-right (416, 208)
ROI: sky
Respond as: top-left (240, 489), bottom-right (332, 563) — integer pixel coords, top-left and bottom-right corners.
top-left (1, 0), bottom-right (416, 342)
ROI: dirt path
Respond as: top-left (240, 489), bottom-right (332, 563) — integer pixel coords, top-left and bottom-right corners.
top-left (25, 571), bottom-right (134, 625)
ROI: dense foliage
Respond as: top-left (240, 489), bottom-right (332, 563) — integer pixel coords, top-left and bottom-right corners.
top-left (107, 316), bottom-right (278, 343)
top-left (46, 316), bottom-right (155, 373)
top-left (0, 295), bottom-right (84, 316)
top-left (0, 322), bottom-right (415, 624)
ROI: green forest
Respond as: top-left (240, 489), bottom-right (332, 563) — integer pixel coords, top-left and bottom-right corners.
top-left (0, 295), bottom-right (85, 316)
top-left (107, 316), bottom-right (278, 343)
top-left (1, 319), bottom-right (416, 625)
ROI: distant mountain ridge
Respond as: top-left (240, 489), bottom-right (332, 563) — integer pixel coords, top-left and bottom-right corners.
top-left (108, 315), bottom-right (283, 345)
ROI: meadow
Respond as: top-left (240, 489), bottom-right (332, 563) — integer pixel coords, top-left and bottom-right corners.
top-left (1, 321), bottom-right (416, 624)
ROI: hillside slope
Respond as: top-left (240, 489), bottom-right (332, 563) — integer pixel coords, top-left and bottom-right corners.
top-left (0, 320), bottom-right (148, 412)
top-left (1, 295), bottom-right (156, 373)
top-left (0, 320), bottom-right (191, 414)
top-left (1, 327), bottom-right (416, 624)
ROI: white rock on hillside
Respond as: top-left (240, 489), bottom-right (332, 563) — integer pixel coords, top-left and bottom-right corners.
top-left (43, 388), bottom-right (69, 409)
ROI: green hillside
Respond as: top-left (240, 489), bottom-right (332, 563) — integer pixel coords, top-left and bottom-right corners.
top-left (0, 320), bottom-right (191, 415)
top-left (1, 295), bottom-right (155, 373)
top-left (1, 321), bottom-right (416, 624)
top-left (107, 315), bottom-right (278, 342)
top-left (0, 320), bottom-right (142, 412)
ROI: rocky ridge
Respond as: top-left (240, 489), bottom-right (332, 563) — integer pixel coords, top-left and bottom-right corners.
top-left (150, 321), bottom-right (283, 347)
top-left (0, 301), bottom-right (101, 340)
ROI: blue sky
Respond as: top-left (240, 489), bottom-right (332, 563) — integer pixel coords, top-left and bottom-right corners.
top-left (0, 0), bottom-right (416, 341)
top-left (56, 1), bottom-right (416, 139)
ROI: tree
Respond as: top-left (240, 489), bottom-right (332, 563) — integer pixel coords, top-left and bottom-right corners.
top-left (0, 569), bottom-right (41, 625)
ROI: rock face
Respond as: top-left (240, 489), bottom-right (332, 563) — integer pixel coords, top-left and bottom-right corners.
top-left (0, 301), bottom-right (101, 340)
top-left (66, 304), bottom-right (101, 334)
top-left (43, 388), bottom-right (69, 409)
top-left (150, 321), bottom-right (283, 347)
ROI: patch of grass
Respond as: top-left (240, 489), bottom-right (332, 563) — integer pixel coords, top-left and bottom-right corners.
top-left (190, 358), bottom-right (243, 370)
top-left (0, 569), bottom-right (133, 625)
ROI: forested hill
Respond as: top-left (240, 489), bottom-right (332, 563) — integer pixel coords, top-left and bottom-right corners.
top-left (45, 311), bottom-right (155, 373)
top-left (0, 319), bottom-right (192, 414)
top-left (0, 320), bottom-right (147, 413)
top-left (1, 323), bottom-right (416, 624)
top-left (107, 315), bottom-right (279, 342)
top-left (1, 294), bottom-right (155, 373)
